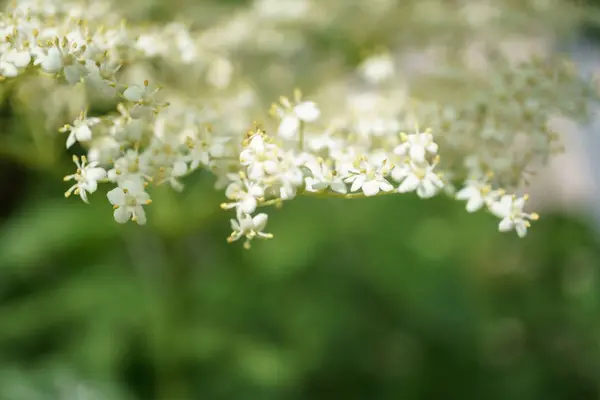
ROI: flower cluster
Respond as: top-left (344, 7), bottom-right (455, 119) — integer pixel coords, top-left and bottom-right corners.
top-left (0, 0), bottom-right (597, 248)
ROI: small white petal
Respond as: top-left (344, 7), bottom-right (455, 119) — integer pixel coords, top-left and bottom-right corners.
top-left (10, 51), bottom-right (31, 68)
top-left (124, 85), bottom-right (145, 102)
top-left (294, 102), bottom-right (320, 122)
top-left (391, 166), bottom-right (409, 182)
top-left (253, 213), bottom-right (269, 231)
top-left (107, 188), bottom-right (126, 206)
top-left (398, 174), bottom-right (420, 193)
top-left (278, 115), bottom-right (300, 139)
top-left (74, 124), bottom-right (93, 142)
top-left (350, 175), bottom-right (365, 192)
top-left (113, 206), bottom-right (131, 223)
top-left (456, 187), bottom-right (477, 200)
top-left (330, 181), bottom-right (348, 194)
top-left (417, 180), bottom-right (437, 198)
top-left (247, 165), bottom-right (264, 180)
top-left (172, 160), bottom-right (188, 177)
top-left (515, 222), bottom-right (528, 238)
top-left (263, 160), bottom-right (279, 175)
top-left (1, 62), bottom-right (18, 77)
top-left (498, 218), bottom-right (514, 232)
top-left (80, 180), bottom-right (98, 194)
top-left (66, 131), bottom-right (77, 149)
top-left (41, 47), bottom-right (63, 73)
top-left (426, 142), bottom-right (438, 154)
top-left (490, 200), bottom-right (510, 219)
top-left (87, 167), bottom-right (107, 181)
top-left (379, 180), bottom-right (394, 192)
top-left (249, 185), bottom-right (264, 198)
top-left (466, 196), bottom-right (484, 213)
top-left (133, 206), bottom-right (147, 225)
top-left (362, 180), bottom-right (380, 196)
top-left (241, 196), bottom-right (257, 214)
top-left (409, 144), bottom-right (426, 163)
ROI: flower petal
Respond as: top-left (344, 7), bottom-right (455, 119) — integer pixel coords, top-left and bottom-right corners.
top-left (294, 102), bottom-right (320, 122)
top-left (498, 218), bottom-right (514, 232)
top-left (113, 206), bottom-right (131, 223)
top-left (107, 187), bottom-right (126, 206)
top-left (362, 180), bottom-right (380, 196)
top-left (278, 115), bottom-right (300, 139)
top-left (398, 174), bottom-right (419, 193)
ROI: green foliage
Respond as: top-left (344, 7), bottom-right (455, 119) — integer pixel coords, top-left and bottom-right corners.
top-left (1, 161), bottom-right (599, 399)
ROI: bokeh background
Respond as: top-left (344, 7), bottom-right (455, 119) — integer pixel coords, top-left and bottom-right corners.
top-left (1, 0), bottom-right (600, 399)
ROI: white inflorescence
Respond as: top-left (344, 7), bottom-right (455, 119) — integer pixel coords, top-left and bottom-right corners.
top-left (0, 0), bottom-right (596, 248)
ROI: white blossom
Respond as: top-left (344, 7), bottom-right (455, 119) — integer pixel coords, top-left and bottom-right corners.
top-left (455, 179), bottom-right (503, 213)
top-left (394, 161), bottom-right (444, 199)
top-left (107, 180), bottom-right (152, 225)
top-left (61, 112), bottom-right (101, 149)
top-left (239, 133), bottom-right (281, 180)
top-left (64, 155), bottom-right (107, 203)
top-left (221, 173), bottom-right (265, 214)
top-left (394, 127), bottom-right (439, 164)
top-left (274, 94), bottom-right (321, 139)
top-left (228, 211), bottom-right (273, 248)
top-left (345, 158), bottom-right (394, 196)
top-left (304, 158), bottom-right (347, 194)
top-left (489, 194), bottom-right (539, 238)
top-left (359, 53), bottom-right (395, 84)
top-left (0, 48), bottom-right (31, 77)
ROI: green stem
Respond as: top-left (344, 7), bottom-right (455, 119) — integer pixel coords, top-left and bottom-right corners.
top-left (255, 188), bottom-right (399, 210)
top-left (298, 120), bottom-right (305, 151)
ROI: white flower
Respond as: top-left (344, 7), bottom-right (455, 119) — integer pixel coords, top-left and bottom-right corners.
top-left (394, 161), bottom-right (444, 198)
top-left (345, 158), bottom-right (394, 196)
top-left (36, 46), bottom-right (63, 73)
top-left (239, 133), bottom-right (281, 180)
top-left (135, 33), bottom-right (168, 57)
top-left (359, 53), bottom-right (395, 84)
top-left (124, 80), bottom-right (165, 119)
top-left (228, 212), bottom-right (273, 248)
top-left (107, 180), bottom-right (152, 225)
top-left (64, 155), bottom-right (106, 203)
top-left (276, 156), bottom-right (305, 200)
top-left (185, 137), bottom-right (210, 171)
top-left (123, 81), bottom-right (152, 102)
top-left (305, 158), bottom-right (348, 194)
top-left (274, 94), bottom-right (321, 139)
top-left (222, 173), bottom-right (265, 214)
top-left (157, 159), bottom-right (188, 192)
top-left (61, 112), bottom-right (101, 149)
top-left (85, 59), bottom-right (119, 97)
top-left (489, 194), bottom-right (539, 238)
top-left (455, 180), bottom-right (499, 213)
top-left (0, 48), bottom-right (31, 78)
top-left (108, 150), bottom-right (148, 184)
top-left (394, 127), bottom-right (439, 164)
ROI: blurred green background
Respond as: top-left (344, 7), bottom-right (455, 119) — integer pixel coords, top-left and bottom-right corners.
top-left (2, 1), bottom-right (600, 399)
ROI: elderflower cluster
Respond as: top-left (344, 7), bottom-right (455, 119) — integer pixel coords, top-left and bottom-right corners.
top-left (0, 0), bottom-right (597, 248)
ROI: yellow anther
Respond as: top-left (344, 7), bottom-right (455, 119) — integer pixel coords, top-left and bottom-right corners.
top-left (530, 213), bottom-right (540, 221)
